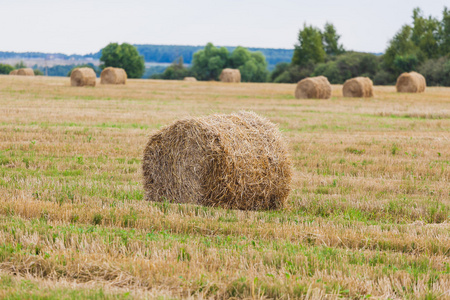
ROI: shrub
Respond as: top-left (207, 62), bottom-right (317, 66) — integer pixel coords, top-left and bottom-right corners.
top-left (373, 70), bottom-right (396, 85)
top-left (272, 64), bottom-right (313, 83)
top-left (418, 57), bottom-right (450, 86)
top-left (310, 52), bottom-right (380, 84)
top-left (153, 58), bottom-right (190, 80)
top-left (0, 64), bottom-right (14, 75)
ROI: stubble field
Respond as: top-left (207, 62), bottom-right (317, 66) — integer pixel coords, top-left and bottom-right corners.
top-left (0, 75), bottom-right (449, 299)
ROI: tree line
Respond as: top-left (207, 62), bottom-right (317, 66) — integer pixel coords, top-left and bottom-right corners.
top-left (123, 45), bottom-right (293, 67)
top-left (0, 45), bottom-right (293, 71)
top-left (150, 7), bottom-right (449, 86)
top-left (152, 44), bottom-right (269, 82)
top-left (1, 7), bottom-right (448, 86)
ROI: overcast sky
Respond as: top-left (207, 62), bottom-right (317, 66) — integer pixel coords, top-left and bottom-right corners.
top-left (0, 0), bottom-right (448, 54)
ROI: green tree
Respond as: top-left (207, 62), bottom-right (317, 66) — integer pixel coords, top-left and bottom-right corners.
top-left (292, 25), bottom-right (326, 66)
top-left (373, 70), bottom-right (395, 86)
top-left (229, 46), bottom-right (251, 68)
top-left (0, 63), bottom-right (14, 74)
top-left (383, 25), bottom-right (418, 72)
top-left (411, 8), bottom-right (440, 60)
top-left (33, 69), bottom-right (44, 76)
top-left (190, 44), bottom-right (269, 82)
top-left (312, 61), bottom-right (341, 83)
top-left (230, 47), bottom-right (269, 82)
top-left (322, 22), bottom-right (345, 56)
top-left (100, 43), bottom-right (145, 78)
top-left (271, 64), bottom-right (313, 83)
top-left (312, 52), bottom-right (380, 84)
top-left (191, 43), bottom-right (229, 81)
top-left (14, 61), bottom-right (26, 69)
top-left (439, 7), bottom-right (450, 56)
top-left (153, 57), bottom-right (191, 80)
top-left (270, 62), bottom-right (290, 82)
top-left (418, 56), bottom-right (450, 86)
top-left (383, 7), bottom-right (445, 74)
top-left (393, 54), bottom-right (419, 72)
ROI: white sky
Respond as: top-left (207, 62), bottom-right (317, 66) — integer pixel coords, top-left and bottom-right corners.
top-left (0, 0), bottom-right (448, 55)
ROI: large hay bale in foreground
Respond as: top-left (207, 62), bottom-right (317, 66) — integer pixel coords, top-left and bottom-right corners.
top-left (295, 76), bottom-right (331, 99)
top-left (100, 67), bottom-right (127, 84)
top-left (70, 68), bottom-right (96, 87)
top-left (183, 77), bottom-right (197, 82)
top-left (342, 77), bottom-right (374, 97)
top-left (219, 68), bottom-right (241, 83)
top-left (396, 72), bottom-right (426, 93)
top-left (9, 70), bottom-right (18, 75)
top-left (143, 111), bottom-right (292, 210)
top-left (16, 68), bottom-right (35, 76)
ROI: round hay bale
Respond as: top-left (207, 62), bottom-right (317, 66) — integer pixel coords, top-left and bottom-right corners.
top-left (100, 67), bottom-right (127, 84)
top-left (9, 70), bottom-right (19, 75)
top-left (143, 111), bottom-right (292, 211)
top-left (70, 68), bottom-right (96, 87)
top-left (295, 76), bottom-right (331, 99)
top-left (219, 68), bottom-right (241, 83)
top-left (396, 72), bottom-right (426, 93)
top-left (342, 77), bottom-right (374, 98)
top-left (16, 68), bottom-right (35, 76)
top-left (183, 77), bottom-right (197, 82)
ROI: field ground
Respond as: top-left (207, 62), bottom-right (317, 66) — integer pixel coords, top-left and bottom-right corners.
top-left (0, 75), bottom-right (449, 299)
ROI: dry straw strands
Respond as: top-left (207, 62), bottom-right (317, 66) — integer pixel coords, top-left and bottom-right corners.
top-left (396, 71), bottom-right (426, 93)
top-left (100, 67), bottom-right (127, 85)
top-left (16, 68), bottom-right (35, 76)
top-left (295, 76), bottom-right (331, 99)
top-left (70, 68), bottom-right (96, 87)
top-left (183, 77), bottom-right (197, 82)
top-left (342, 77), bottom-right (374, 98)
top-left (219, 68), bottom-right (241, 83)
top-left (9, 70), bottom-right (18, 75)
top-left (143, 111), bottom-right (292, 211)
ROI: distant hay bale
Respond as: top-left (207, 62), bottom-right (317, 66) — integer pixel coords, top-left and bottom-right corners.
top-left (70, 68), bottom-right (96, 87)
top-left (295, 76), bottom-right (331, 99)
top-left (9, 70), bottom-right (18, 75)
top-left (142, 111), bottom-right (292, 211)
top-left (219, 68), bottom-right (241, 83)
top-left (183, 77), bottom-right (197, 82)
top-left (16, 68), bottom-right (35, 76)
top-left (342, 77), bottom-right (374, 97)
top-left (100, 67), bottom-right (127, 85)
top-left (396, 72), bottom-right (426, 93)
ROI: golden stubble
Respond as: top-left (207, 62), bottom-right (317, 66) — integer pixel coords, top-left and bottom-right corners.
top-left (0, 75), bottom-right (449, 298)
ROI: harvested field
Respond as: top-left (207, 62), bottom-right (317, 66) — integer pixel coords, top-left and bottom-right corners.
top-left (0, 75), bottom-right (449, 299)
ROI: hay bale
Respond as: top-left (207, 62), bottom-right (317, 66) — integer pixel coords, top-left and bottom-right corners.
top-left (9, 70), bottom-right (18, 75)
top-left (219, 68), bottom-right (241, 83)
top-left (16, 68), bottom-right (35, 76)
top-left (183, 77), bottom-right (197, 82)
top-left (295, 76), bottom-right (331, 99)
top-left (342, 77), bottom-right (374, 97)
top-left (396, 71), bottom-right (426, 93)
top-left (100, 67), bottom-right (127, 84)
top-left (70, 68), bottom-right (96, 87)
top-left (142, 111), bottom-right (292, 210)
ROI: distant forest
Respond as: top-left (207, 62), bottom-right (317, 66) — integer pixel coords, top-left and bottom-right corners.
top-left (0, 45), bottom-right (294, 77)
top-left (133, 45), bottom-right (294, 67)
top-left (0, 45), bottom-right (294, 68)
